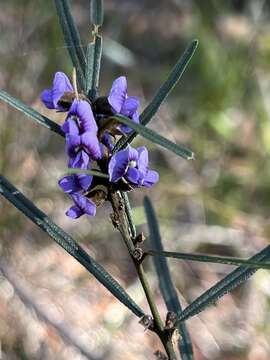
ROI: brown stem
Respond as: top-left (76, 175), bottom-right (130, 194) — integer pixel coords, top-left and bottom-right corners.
top-left (109, 190), bottom-right (177, 359)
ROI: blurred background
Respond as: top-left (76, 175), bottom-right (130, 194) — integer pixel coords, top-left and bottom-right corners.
top-left (1, 0), bottom-right (270, 359)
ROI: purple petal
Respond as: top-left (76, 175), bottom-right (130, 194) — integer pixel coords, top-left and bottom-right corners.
top-left (127, 146), bottom-right (138, 162)
top-left (126, 167), bottom-right (140, 184)
top-left (101, 132), bottom-right (114, 152)
top-left (132, 110), bottom-right (140, 124)
top-left (61, 117), bottom-right (80, 135)
top-left (52, 72), bottom-right (73, 108)
top-left (76, 173), bottom-right (93, 191)
top-left (108, 149), bottom-right (129, 182)
top-left (40, 89), bottom-right (54, 109)
top-left (142, 170), bottom-right (159, 188)
top-left (137, 147), bottom-right (148, 178)
top-left (119, 125), bottom-right (131, 135)
top-left (108, 76), bottom-right (127, 113)
top-left (66, 205), bottom-right (84, 219)
top-left (69, 150), bottom-right (90, 169)
top-left (69, 100), bottom-right (98, 133)
top-left (121, 96), bottom-right (139, 117)
top-left (72, 193), bottom-right (96, 217)
top-left (58, 175), bottom-right (81, 194)
top-left (81, 132), bottom-right (101, 160)
top-left (66, 134), bottom-right (81, 157)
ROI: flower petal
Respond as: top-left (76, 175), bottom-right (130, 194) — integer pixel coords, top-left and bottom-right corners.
top-left (72, 193), bottom-right (96, 216)
top-left (137, 146), bottom-right (148, 178)
top-left (127, 146), bottom-right (139, 162)
top-left (77, 173), bottom-right (93, 191)
top-left (108, 149), bottom-right (129, 182)
top-left (61, 117), bottom-right (80, 135)
top-left (81, 132), bottom-right (101, 160)
top-left (52, 72), bottom-right (73, 108)
top-left (58, 175), bottom-right (81, 194)
top-left (142, 170), bottom-right (159, 188)
top-left (126, 167), bottom-right (140, 185)
top-left (132, 110), bottom-right (140, 124)
top-left (108, 76), bottom-right (127, 113)
top-left (69, 100), bottom-right (98, 133)
top-left (66, 205), bottom-right (84, 219)
top-left (40, 89), bottom-right (54, 109)
top-left (121, 96), bottom-right (139, 117)
top-left (69, 149), bottom-right (90, 169)
top-left (66, 134), bottom-right (81, 157)
top-left (101, 132), bottom-right (114, 152)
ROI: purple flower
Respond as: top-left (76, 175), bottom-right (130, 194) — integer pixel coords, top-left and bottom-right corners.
top-left (40, 72), bottom-right (73, 111)
top-left (62, 100), bottom-right (101, 160)
top-left (66, 193), bottom-right (96, 218)
top-left (59, 150), bottom-right (93, 194)
top-left (108, 146), bottom-right (159, 188)
top-left (108, 76), bottom-right (140, 134)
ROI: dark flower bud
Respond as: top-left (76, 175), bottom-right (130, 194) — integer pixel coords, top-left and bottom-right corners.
top-left (154, 350), bottom-right (168, 360)
top-left (139, 315), bottom-right (154, 331)
top-left (165, 311), bottom-right (177, 330)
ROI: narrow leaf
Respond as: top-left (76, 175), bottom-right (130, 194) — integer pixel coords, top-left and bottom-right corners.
top-left (65, 168), bottom-right (109, 178)
top-left (112, 115), bottom-right (194, 160)
top-left (86, 35), bottom-right (103, 100)
top-left (176, 244), bottom-right (270, 323)
top-left (145, 250), bottom-right (270, 270)
top-left (114, 39), bottom-right (198, 152)
top-left (90, 0), bottom-right (103, 27)
top-left (0, 90), bottom-right (64, 137)
top-left (144, 196), bottom-right (194, 359)
top-left (54, 0), bottom-right (86, 90)
top-left (0, 175), bottom-right (144, 319)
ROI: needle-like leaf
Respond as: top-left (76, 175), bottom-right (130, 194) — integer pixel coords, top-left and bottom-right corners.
top-left (113, 40), bottom-right (198, 152)
top-left (176, 244), bottom-right (270, 324)
top-left (86, 35), bottom-right (103, 100)
top-left (64, 168), bottom-right (109, 178)
top-left (0, 90), bottom-right (64, 137)
top-left (144, 196), bottom-right (194, 360)
top-left (0, 175), bottom-right (144, 319)
top-left (54, 0), bottom-right (86, 90)
top-left (145, 250), bottom-right (270, 270)
top-left (111, 115), bottom-right (194, 160)
top-left (90, 0), bottom-right (104, 27)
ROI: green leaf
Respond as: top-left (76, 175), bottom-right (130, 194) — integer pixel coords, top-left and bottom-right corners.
top-left (144, 197), bottom-right (194, 360)
top-left (176, 244), bottom-right (270, 324)
top-left (54, 0), bottom-right (86, 90)
top-left (0, 90), bottom-right (64, 137)
top-left (65, 168), bottom-right (109, 178)
top-left (86, 35), bottom-right (103, 100)
top-left (0, 175), bottom-right (144, 319)
top-left (112, 115), bottom-right (194, 160)
top-left (114, 39), bottom-right (198, 152)
top-left (90, 0), bottom-right (103, 27)
top-left (145, 250), bottom-right (270, 270)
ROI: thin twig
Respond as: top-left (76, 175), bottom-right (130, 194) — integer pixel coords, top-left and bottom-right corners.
top-left (109, 191), bottom-right (177, 359)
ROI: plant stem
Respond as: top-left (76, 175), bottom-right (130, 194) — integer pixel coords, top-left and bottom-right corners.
top-left (109, 191), bottom-right (177, 359)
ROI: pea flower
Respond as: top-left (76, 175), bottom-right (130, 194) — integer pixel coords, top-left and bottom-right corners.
top-left (66, 193), bottom-right (96, 219)
top-left (40, 72), bottom-right (73, 111)
top-left (62, 100), bottom-right (101, 161)
top-left (108, 76), bottom-right (140, 134)
top-left (59, 150), bottom-right (93, 194)
top-left (108, 146), bottom-right (159, 188)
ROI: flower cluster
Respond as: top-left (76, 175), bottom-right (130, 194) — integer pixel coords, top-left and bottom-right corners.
top-left (41, 72), bottom-right (159, 218)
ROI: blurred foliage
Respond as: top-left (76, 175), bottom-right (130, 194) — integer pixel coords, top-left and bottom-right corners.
top-left (1, 0), bottom-right (270, 359)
